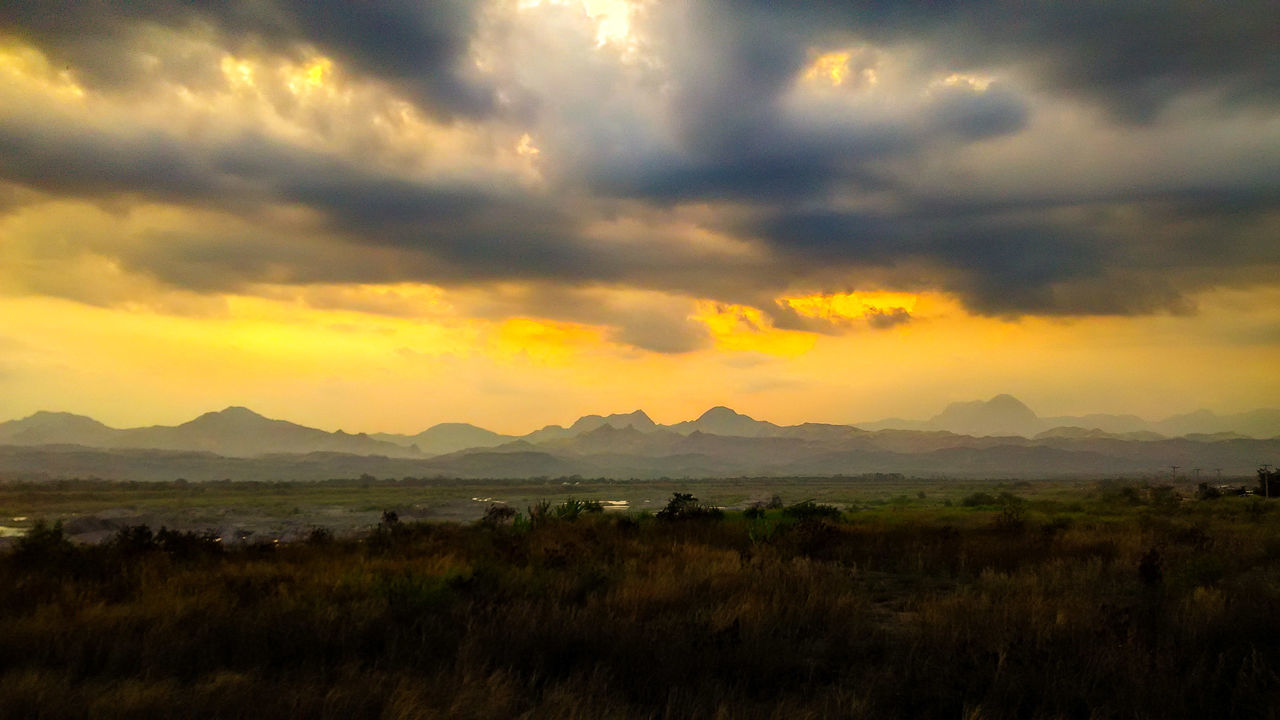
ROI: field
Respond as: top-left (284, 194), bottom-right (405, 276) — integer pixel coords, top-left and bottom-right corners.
top-left (1, 477), bottom-right (1278, 718)
top-left (0, 475), bottom-right (1139, 544)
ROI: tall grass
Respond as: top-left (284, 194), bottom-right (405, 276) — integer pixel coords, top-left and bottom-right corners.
top-left (1, 492), bottom-right (1277, 718)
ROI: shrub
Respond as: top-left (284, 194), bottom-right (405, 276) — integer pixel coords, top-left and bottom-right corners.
top-left (994, 493), bottom-right (1027, 531)
top-left (656, 492), bottom-right (722, 521)
top-left (109, 524), bottom-right (158, 556)
top-left (961, 492), bottom-right (998, 507)
top-left (1139, 547), bottom-right (1163, 586)
top-left (1196, 482), bottom-right (1222, 500)
top-left (528, 500), bottom-right (553, 527)
top-left (155, 527), bottom-right (224, 559)
top-left (553, 498), bottom-right (603, 521)
top-left (1041, 516), bottom-right (1073, 537)
top-left (304, 527), bottom-right (334, 546)
top-left (12, 520), bottom-right (75, 569)
top-left (782, 500), bottom-right (842, 521)
top-left (1149, 485), bottom-right (1180, 510)
top-left (482, 504), bottom-right (518, 527)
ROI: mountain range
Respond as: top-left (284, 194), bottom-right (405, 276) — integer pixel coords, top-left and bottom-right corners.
top-left (0, 407), bottom-right (423, 458)
top-left (1, 396), bottom-right (1277, 481)
top-left (854, 394), bottom-right (1280, 438)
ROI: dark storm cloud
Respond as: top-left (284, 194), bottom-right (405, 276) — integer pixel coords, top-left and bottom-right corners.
top-left (592, 81), bottom-right (1030, 204)
top-left (0, 0), bottom-right (1277, 345)
top-left (0, 96), bottom-right (775, 341)
top-left (754, 187), bottom-right (1280, 317)
top-left (755, 208), bottom-right (1122, 316)
top-left (0, 0), bottom-right (493, 118)
top-left (865, 307), bottom-right (911, 330)
top-left (0, 108), bottom-right (570, 271)
top-left (722, 0), bottom-right (1280, 120)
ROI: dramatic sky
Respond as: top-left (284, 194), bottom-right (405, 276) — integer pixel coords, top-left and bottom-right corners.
top-left (0, 1), bottom-right (1277, 433)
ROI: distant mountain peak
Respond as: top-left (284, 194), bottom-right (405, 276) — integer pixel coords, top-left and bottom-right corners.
top-left (582, 423), bottom-right (645, 437)
top-left (698, 406), bottom-right (748, 421)
top-left (215, 406), bottom-right (266, 418)
top-left (607, 409), bottom-right (655, 428)
top-left (183, 406), bottom-right (276, 428)
top-left (20, 410), bottom-right (107, 425)
top-left (672, 406), bottom-right (780, 438)
top-left (931, 394), bottom-right (1041, 437)
top-left (988, 393), bottom-right (1029, 407)
top-left (0, 411), bottom-right (113, 437)
top-left (568, 409), bottom-right (657, 433)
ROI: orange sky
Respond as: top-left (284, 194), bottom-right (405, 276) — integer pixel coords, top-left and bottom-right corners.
top-left (2, 286), bottom-right (1276, 434)
top-left (0, 2), bottom-right (1277, 433)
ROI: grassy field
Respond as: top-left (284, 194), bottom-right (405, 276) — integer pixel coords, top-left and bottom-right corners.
top-left (1, 478), bottom-right (1278, 718)
top-left (0, 474), bottom-right (1186, 539)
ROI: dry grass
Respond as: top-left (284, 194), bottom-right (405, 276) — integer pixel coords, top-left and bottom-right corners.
top-left (1, 488), bottom-right (1278, 718)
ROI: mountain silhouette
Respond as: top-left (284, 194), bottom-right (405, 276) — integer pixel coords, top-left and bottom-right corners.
top-left (0, 411), bottom-right (118, 446)
top-left (929, 394), bottom-right (1043, 436)
top-left (3, 397), bottom-right (1278, 482)
top-left (570, 410), bottom-right (657, 434)
top-left (862, 396), bottom-right (1280, 439)
top-left (0, 407), bottom-right (421, 458)
top-left (669, 406), bottom-right (782, 437)
top-left (373, 423), bottom-right (514, 455)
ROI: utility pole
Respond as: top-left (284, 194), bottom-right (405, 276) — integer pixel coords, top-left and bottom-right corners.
top-left (1170, 465), bottom-right (1180, 478)
top-left (1192, 468), bottom-right (1201, 479)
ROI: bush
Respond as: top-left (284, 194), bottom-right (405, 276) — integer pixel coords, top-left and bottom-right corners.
top-left (109, 524), bottom-right (158, 556)
top-left (528, 499), bottom-right (553, 527)
top-left (656, 492), bottom-right (722, 521)
top-left (305, 527), bottom-right (334, 546)
top-left (994, 493), bottom-right (1027, 531)
top-left (782, 500), bottom-right (842, 521)
top-left (1196, 482), bottom-right (1222, 500)
top-left (1149, 485), bottom-right (1180, 510)
top-left (961, 492), bottom-right (998, 507)
top-left (553, 498), bottom-right (603, 520)
top-left (482, 504), bottom-right (518, 527)
top-left (155, 527), bottom-right (224, 559)
top-left (12, 520), bottom-right (75, 569)
top-left (1139, 547), bottom-right (1163, 586)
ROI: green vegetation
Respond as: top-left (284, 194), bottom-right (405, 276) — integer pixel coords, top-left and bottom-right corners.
top-left (1, 483), bottom-right (1278, 718)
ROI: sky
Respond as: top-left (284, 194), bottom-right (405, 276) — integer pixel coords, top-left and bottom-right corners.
top-left (0, 0), bottom-right (1277, 434)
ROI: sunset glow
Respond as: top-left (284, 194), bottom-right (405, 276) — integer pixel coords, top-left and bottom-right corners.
top-left (0, 1), bottom-right (1276, 433)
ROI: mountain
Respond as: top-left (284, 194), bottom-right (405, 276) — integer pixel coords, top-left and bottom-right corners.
top-left (0, 407), bottom-right (421, 458)
top-left (1033, 426), bottom-right (1167, 442)
top-left (1039, 413), bottom-right (1150, 435)
top-left (569, 410), bottom-right (657, 434)
top-left (4, 399), bottom-right (1279, 481)
top-left (1151, 408), bottom-right (1280, 439)
top-left (929, 394), bottom-right (1043, 437)
top-left (536, 424), bottom-right (679, 456)
top-left (521, 424), bottom-right (574, 444)
top-left (0, 411), bottom-right (119, 446)
top-left (852, 417), bottom-right (933, 432)
top-left (863, 396), bottom-right (1280, 439)
top-left (5, 434), bottom-right (1276, 481)
top-left (519, 410), bottom-right (658, 444)
top-left (373, 423), bottom-right (514, 455)
top-left (668, 406), bottom-right (782, 437)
